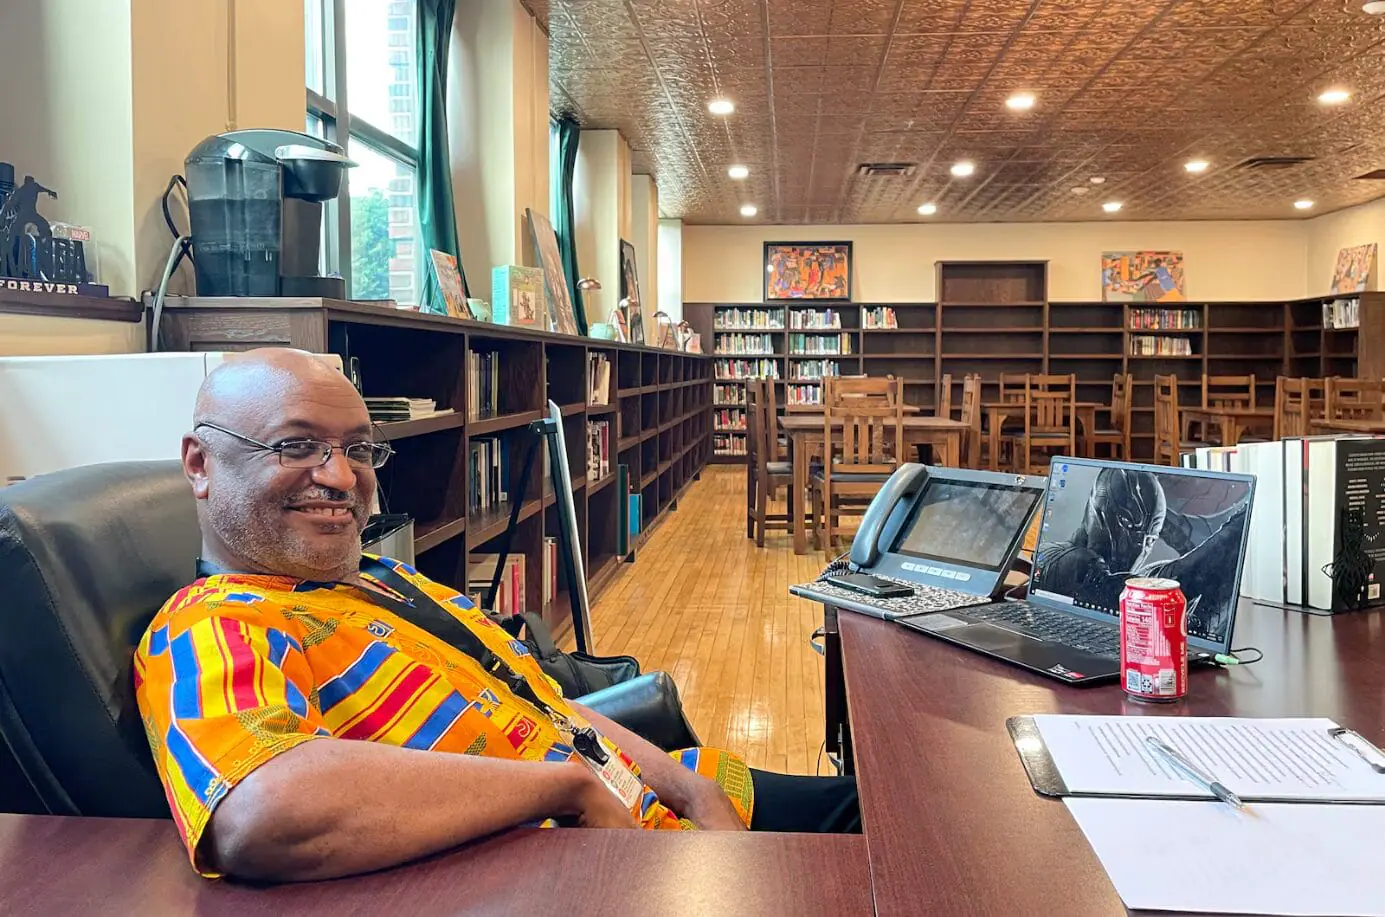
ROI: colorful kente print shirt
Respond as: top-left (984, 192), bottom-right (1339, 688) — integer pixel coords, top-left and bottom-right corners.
top-left (134, 556), bottom-right (753, 876)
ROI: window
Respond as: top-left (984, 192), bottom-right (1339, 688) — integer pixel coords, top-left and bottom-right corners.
top-left (306, 0), bottom-right (420, 305)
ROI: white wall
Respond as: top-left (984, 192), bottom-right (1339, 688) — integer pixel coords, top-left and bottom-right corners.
top-left (683, 221), bottom-right (1311, 303)
top-left (573, 130), bottom-right (631, 319)
top-left (1304, 197), bottom-right (1385, 294)
top-left (658, 218), bottom-right (683, 321)
top-left (629, 175), bottom-right (658, 327)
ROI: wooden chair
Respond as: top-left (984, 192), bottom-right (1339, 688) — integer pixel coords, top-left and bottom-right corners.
top-left (959, 374), bottom-right (983, 468)
top-left (1088, 373), bottom-right (1132, 460)
top-left (813, 387), bottom-right (905, 555)
top-left (1153, 374), bottom-right (1208, 466)
top-left (825, 374), bottom-right (898, 406)
top-left (1274, 377), bottom-right (1325, 439)
top-left (1006, 374), bottom-right (1076, 474)
top-left (1196, 374), bottom-right (1256, 444)
top-left (744, 379), bottom-right (793, 547)
top-left (1326, 377), bottom-right (1385, 422)
top-left (937, 373), bottom-right (953, 419)
top-left (998, 373), bottom-right (1028, 404)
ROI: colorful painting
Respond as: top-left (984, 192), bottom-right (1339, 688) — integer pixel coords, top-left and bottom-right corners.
top-left (620, 239), bottom-right (641, 310)
top-left (764, 241), bottom-right (853, 301)
top-left (1101, 251), bottom-right (1186, 303)
top-left (429, 250), bottom-right (472, 319)
top-left (524, 208), bottom-right (580, 335)
top-left (1330, 243), bottom-right (1377, 295)
top-left (491, 264), bottom-right (544, 329)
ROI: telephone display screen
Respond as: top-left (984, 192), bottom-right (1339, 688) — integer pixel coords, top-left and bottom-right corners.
top-left (891, 480), bottom-right (1041, 572)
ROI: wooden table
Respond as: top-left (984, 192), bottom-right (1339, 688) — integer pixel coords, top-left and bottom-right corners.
top-left (1311, 416), bottom-right (1385, 435)
top-left (780, 413), bottom-right (971, 555)
top-left (1182, 405), bottom-right (1277, 445)
top-left (984, 401), bottom-right (1102, 471)
top-left (822, 600), bottom-right (1385, 916)
top-left (0, 816), bottom-right (872, 916)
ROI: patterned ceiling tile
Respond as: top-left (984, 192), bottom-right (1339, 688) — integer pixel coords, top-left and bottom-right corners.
top-left (538, 0), bottom-right (1385, 222)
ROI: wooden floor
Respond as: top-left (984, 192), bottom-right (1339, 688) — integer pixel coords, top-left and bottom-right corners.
top-left (573, 466), bottom-right (828, 775)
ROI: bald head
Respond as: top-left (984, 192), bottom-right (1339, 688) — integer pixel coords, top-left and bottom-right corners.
top-left (183, 348), bottom-right (377, 583)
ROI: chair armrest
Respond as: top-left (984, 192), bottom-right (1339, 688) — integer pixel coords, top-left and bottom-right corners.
top-left (576, 671), bottom-right (702, 752)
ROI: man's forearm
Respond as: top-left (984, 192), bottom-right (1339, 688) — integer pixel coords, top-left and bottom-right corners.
top-left (571, 701), bottom-right (717, 813)
top-left (207, 737), bottom-right (602, 881)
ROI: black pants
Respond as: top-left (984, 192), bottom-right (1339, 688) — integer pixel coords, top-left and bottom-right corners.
top-left (747, 769), bottom-right (861, 834)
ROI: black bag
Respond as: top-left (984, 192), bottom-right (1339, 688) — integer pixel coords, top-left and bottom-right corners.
top-left (504, 612), bottom-right (640, 698)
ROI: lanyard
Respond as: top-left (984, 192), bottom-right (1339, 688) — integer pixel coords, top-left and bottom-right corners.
top-left (194, 557), bottom-right (609, 766)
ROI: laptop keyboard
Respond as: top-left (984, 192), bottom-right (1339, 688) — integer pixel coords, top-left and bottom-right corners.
top-left (966, 601), bottom-right (1121, 659)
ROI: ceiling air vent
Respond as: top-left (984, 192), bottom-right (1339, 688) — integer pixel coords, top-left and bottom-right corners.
top-left (1236, 156), bottom-right (1315, 171)
top-left (856, 162), bottom-right (916, 178)
top-left (1355, 168), bottom-right (1385, 180)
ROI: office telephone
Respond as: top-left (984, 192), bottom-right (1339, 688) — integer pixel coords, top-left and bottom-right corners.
top-left (849, 463), bottom-right (930, 569)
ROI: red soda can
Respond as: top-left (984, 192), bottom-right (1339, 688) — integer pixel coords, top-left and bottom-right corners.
top-left (1120, 577), bottom-right (1188, 703)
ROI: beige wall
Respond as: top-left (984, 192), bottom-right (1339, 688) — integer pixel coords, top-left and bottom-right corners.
top-left (0, 314), bottom-right (144, 357)
top-left (1304, 197), bottom-right (1385, 294)
top-left (573, 130), bottom-right (631, 320)
top-left (629, 175), bottom-right (658, 327)
top-left (683, 221), bottom-right (1310, 303)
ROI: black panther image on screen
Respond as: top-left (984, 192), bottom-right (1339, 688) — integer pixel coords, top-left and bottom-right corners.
top-left (1030, 463), bottom-right (1252, 645)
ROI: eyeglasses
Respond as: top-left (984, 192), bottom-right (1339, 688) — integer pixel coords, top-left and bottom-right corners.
top-left (195, 422), bottom-right (394, 470)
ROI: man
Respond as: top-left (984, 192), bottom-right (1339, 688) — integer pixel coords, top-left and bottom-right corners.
top-left (136, 349), bottom-right (857, 881)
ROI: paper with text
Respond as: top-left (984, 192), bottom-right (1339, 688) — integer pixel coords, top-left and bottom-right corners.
top-left (1031, 715), bottom-right (1385, 802)
top-left (1066, 798), bottom-right (1385, 916)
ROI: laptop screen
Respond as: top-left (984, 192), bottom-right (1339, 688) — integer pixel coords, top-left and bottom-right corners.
top-left (892, 479), bottom-right (1043, 573)
top-left (1029, 459), bottom-right (1253, 649)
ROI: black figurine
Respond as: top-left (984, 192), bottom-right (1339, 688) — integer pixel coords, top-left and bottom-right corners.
top-left (0, 174), bottom-right (58, 280)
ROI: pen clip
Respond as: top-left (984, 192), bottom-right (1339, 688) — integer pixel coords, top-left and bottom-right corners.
top-left (1329, 727), bottom-right (1385, 774)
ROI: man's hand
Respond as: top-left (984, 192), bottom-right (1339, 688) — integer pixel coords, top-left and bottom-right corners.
top-left (568, 762), bottom-right (640, 828)
top-left (679, 782), bottom-right (748, 831)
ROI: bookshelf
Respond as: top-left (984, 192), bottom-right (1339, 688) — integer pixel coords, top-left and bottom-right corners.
top-left (156, 296), bottom-right (710, 640)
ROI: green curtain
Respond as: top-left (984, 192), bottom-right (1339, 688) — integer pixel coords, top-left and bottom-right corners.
top-left (553, 116), bottom-right (586, 333)
top-left (416, 0), bottom-right (463, 315)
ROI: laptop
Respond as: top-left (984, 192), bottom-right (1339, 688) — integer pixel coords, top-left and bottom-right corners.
top-left (895, 457), bottom-right (1255, 685)
top-left (789, 466), bottom-right (1047, 620)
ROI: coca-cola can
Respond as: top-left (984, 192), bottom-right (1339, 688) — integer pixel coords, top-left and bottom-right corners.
top-left (1120, 577), bottom-right (1188, 703)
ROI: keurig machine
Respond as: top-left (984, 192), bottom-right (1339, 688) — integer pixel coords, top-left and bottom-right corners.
top-left (184, 129), bottom-right (354, 298)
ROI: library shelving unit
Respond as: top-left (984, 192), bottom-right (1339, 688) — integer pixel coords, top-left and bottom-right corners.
top-left (156, 296), bottom-right (710, 640)
top-left (707, 304), bottom-right (785, 460)
top-left (937, 260), bottom-right (1048, 411)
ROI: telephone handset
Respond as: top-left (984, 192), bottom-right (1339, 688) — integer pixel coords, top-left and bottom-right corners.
top-left (849, 463), bottom-right (929, 570)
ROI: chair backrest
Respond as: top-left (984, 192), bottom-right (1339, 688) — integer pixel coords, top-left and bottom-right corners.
top-left (959, 374), bottom-right (982, 467)
top-left (1153, 374), bottom-right (1181, 463)
top-left (1326, 377), bottom-right (1385, 422)
top-left (0, 461), bottom-right (198, 818)
top-left (745, 377), bottom-right (764, 466)
top-left (761, 375), bottom-right (783, 461)
top-left (824, 394), bottom-right (905, 476)
top-left (1024, 374), bottom-right (1077, 438)
top-left (827, 374), bottom-right (897, 407)
top-left (937, 373), bottom-right (953, 419)
top-left (1110, 373), bottom-right (1133, 433)
top-left (1203, 374), bottom-right (1256, 410)
top-left (1275, 376), bottom-right (1315, 439)
top-left (999, 373), bottom-right (1028, 404)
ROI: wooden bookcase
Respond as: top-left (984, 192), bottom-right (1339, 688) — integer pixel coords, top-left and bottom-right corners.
top-left (155, 296), bottom-right (710, 638)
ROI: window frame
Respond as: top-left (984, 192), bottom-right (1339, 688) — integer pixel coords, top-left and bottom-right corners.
top-left (306, 0), bottom-right (421, 302)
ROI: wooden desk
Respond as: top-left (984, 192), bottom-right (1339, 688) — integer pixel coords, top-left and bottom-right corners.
top-left (1312, 417), bottom-right (1385, 435)
top-left (1182, 405), bottom-right (1276, 445)
top-left (984, 401), bottom-right (1102, 471)
top-left (780, 414), bottom-right (971, 555)
top-left (0, 816), bottom-right (872, 916)
top-left (825, 602), bottom-right (1385, 916)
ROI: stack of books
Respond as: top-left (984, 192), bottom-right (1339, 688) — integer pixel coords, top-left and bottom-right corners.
top-left (468, 351), bottom-right (501, 419)
top-left (1129, 308), bottom-right (1200, 330)
top-left (714, 408), bottom-right (746, 431)
top-left (714, 307), bottom-right (784, 329)
top-left (364, 398), bottom-right (452, 422)
top-left (790, 309), bottom-right (843, 329)
top-left (468, 436), bottom-right (508, 513)
top-left (789, 333), bottom-right (851, 355)
top-left (467, 554), bottom-right (526, 616)
top-left (864, 306), bottom-right (898, 329)
top-left (1130, 334), bottom-right (1193, 356)
top-left (1324, 298), bottom-right (1361, 329)
top-left (587, 420), bottom-right (611, 481)
top-left (715, 332), bottom-right (776, 355)
top-left (787, 384), bottom-right (823, 406)
top-left (790, 359), bottom-right (840, 381)
top-left (588, 353), bottom-right (612, 405)
top-left (713, 383), bottom-right (746, 405)
top-left (715, 358), bottom-right (780, 379)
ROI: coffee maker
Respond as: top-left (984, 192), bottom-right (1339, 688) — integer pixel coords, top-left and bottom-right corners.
top-left (184, 129), bottom-right (353, 298)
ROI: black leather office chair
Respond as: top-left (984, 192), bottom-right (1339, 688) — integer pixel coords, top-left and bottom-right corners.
top-left (0, 461), bottom-right (698, 818)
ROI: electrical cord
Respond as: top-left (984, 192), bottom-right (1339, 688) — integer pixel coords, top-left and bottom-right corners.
top-left (147, 234), bottom-right (190, 352)
top-left (161, 174), bottom-right (195, 268)
top-left (1214, 646), bottom-right (1264, 667)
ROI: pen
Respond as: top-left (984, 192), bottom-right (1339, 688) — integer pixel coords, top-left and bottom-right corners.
top-left (1144, 735), bottom-right (1245, 810)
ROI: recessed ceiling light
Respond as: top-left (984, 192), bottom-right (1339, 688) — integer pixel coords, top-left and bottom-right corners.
top-left (1318, 88), bottom-right (1352, 105)
top-left (1294, 199), bottom-right (1315, 210)
top-left (1071, 186), bottom-right (1089, 195)
top-left (740, 204), bottom-right (758, 217)
top-left (918, 203), bottom-right (938, 216)
top-left (1005, 92), bottom-right (1036, 111)
top-left (1365, 1), bottom-right (1385, 14)
top-left (708, 98), bottom-right (735, 115)
top-left (1184, 159), bottom-right (1209, 174)
top-left (1089, 176), bottom-right (1106, 185)
top-left (728, 164), bottom-right (750, 180)
top-left (950, 161), bottom-right (975, 177)
top-left (1103, 201), bottom-right (1123, 213)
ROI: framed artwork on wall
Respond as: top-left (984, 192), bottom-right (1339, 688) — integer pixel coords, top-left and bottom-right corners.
top-left (1330, 243), bottom-right (1377, 295)
top-left (524, 208), bottom-right (580, 335)
top-left (619, 238), bottom-right (641, 310)
top-left (764, 241), bottom-right (853, 301)
top-left (1101, 251), bottom-right (1186, 302)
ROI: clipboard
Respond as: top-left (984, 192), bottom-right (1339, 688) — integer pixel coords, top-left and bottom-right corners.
top-left (1006, 714), bottom-right (1385, 805)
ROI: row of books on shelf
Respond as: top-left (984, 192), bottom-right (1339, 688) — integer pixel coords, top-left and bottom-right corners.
top-left (587, 420), bottom-right (611, 481)
top-left (1324, 297), bottom-right (1361, 330)
top-left (1184, 436), bottom-right (1385, 613)
top-left (713, 383), bottom-right (746, 405)
top-left (1129, 308), bottom-right (1201, 330)
top-left (714, 408), bottom-right (746, 431)
top-left (467, 555), bottom-right (525, 616)
top-left (789, 333), bottom-right (852, 355)
top-left (715, 332), bottom-right (776, 354)
top-left (787, 384), bottom-right (824, 406)
top-left (1130, 334), bottom-right (1193, 356)
top-left (714, 307), bottom-right (784, 329)
top-left (365, 398), bottom-right (453, 423)
top-left (588, 353), bottom-right (612, 405)
top-left (863, 306), bottom-right (899, 329)
top-left (790, 359), bottom-right (840, 381)
top-left (468, 351), bottom-right (502, 420)
top-left (713, 432), bottom-right (747, 456)
top-left (468, 436), bottom-right (508, 513)
top-left (790, 309), bottom-right (844, 329)
top-left (715, 358), bottom-right (781, 379)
